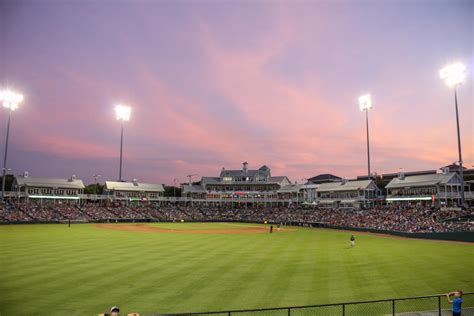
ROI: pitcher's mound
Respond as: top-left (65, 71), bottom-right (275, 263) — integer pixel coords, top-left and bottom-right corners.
top-left (95, 224), bottom-right (294, 235)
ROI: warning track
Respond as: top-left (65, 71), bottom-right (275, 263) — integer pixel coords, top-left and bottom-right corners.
top-left (95, 223), bottom-right (294, 235)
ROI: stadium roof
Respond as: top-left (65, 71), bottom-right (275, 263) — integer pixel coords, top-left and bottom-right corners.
top-left (382, 170), bottom-right (437, 179)
top-left (385, 172), bottom-right (460, 189)
top-left (441, 163), bottom-right (467, 171)
top-left (14, 176), bottom-right (85, 189)
top-left (220, 170), bottom-right (260, 177)
top-left (316, 180), bottom-right (376, 192)
top-left (105, 181), bottom-right (164, 192)
top-left (220, 169), bottom-right (270, 178)
top-left (307, 174), bottom-right (342, 184)
top-left (278, 184), bottom-right (303, 193)
top-left (267, 176), bottom-right (291, 185)
top-left (259, 165), bottom-right (270, 172)
top-left (201, 177), bottom-right (221, 185)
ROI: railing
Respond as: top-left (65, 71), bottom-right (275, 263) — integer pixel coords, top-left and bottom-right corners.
top-left (387, 192), bottom-right (474, 200)
top-left (2, 192), bottom-right (26, 198)
top-left (465, 191), bottom-right (474, 199)
top-left (78, 194), bottom-right (108, 200)
top-left (159, 292), bottom-right (473, 316)
top-left (438, 192), bottom-right (462, 199)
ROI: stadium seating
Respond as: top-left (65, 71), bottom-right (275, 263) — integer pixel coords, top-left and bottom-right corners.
top-left (0, 202), bottom-right (472, 233)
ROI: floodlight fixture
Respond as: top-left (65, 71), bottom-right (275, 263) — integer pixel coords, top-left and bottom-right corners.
top-left (115, 104), bottom-right (131, 121)
top-left (358, 94), bottom-right (372, 111)
top-left (0, 90), bottom-right (24, 111)
top-left (440, 62), bottom-right (466, 87)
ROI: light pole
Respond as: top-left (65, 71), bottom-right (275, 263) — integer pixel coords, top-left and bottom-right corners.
top-left (93, 174), bottom-right (101, 195)
top-left (359, 94), bottom-right (373, 180)
top-left (440, 62), bottom-right (467, 207)
top-left (1, 90), bottom-right (23, 202)
top-left (115, 105), bottom-right (131, 182)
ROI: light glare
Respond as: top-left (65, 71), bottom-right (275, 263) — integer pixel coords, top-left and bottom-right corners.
top-left (440, 63), bottom-right (467, 87)
top-left (115, 104), bottom-right (131, 121)
top-left (0, 90), bottom-right (24, 111)
top-left (358, 94), bottom-right (372, 111)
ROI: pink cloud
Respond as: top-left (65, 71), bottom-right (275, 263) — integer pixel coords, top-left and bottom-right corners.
top-left (4, 3), bottom-right (472, 184)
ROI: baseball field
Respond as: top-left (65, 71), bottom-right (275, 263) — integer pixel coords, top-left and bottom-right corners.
top-left (0, 222), bottom-right (473, 315)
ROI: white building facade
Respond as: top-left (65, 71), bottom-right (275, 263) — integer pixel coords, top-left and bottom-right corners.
top-left (182, 162), bottom-right (296, 204)
top-left (104, 180), bottom-right (165, 202)
top-left (315, 179), bottom-right (381, 208)
top-left (12, 173), bottom-right (85, 202)
top-left (385, 171), bottom-right (462, 207)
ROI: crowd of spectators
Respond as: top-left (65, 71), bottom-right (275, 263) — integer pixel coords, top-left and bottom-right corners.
top-left (0, 202), bottom-right (32, 222)
top-left (0, 202), bottom-right (472, 233)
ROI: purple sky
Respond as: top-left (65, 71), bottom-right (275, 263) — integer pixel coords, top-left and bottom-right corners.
top-left (1, 0), bottom-right (473, 185)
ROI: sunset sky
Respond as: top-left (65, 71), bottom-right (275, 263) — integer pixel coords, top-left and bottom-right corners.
top-left (1, 0), bottom-right (473, 185)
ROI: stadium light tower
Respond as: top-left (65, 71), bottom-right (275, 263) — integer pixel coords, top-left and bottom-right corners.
top-left (0, 90), bottom-right (24, 202)
top-left (440, 62), bottom-right (467, 206)
top-left (115, 104), bottom-right (131, 182)
top-left (359, 94), bottom-right (373, 180)
top-left (93, 173), bottom-right (101, 196)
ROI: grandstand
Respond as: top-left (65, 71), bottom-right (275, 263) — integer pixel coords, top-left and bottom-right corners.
top-left (181, 162), bottom-right (297, 204)
top-left (1, 201), bottom-right (471, 234)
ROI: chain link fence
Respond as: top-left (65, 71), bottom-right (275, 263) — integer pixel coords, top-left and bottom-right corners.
top-left (158, 293), bottom-right (473, 316)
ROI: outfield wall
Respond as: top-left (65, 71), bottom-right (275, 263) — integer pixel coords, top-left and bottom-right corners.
top-left (311, 223), bottom-right (474, 242)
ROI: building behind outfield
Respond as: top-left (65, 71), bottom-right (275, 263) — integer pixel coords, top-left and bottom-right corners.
top-left (385, 170), bottom-right (463, 207)
top-left (11, 172), bottom-right (85, 202)
top-left (4, 163), bottom-right (473, 207)
top-left (182, 162), bottom-right (301, 204)
top-left (104, 180), bottom-right (165, 202)
top-left (7, 173), bottom-right (165, 204)
top-left (315, 179), bottom-right (381, 208)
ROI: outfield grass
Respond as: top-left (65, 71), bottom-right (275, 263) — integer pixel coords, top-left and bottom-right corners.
top-left (0, 222), bottom-right (472, 316)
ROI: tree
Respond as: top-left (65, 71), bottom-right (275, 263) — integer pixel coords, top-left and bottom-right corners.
top-left (164, 186), bottom-right (181, 197)
top-left (0, 174), bottom-right (15, 191)
top-left (84, 183), bottom-right (104, 195)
